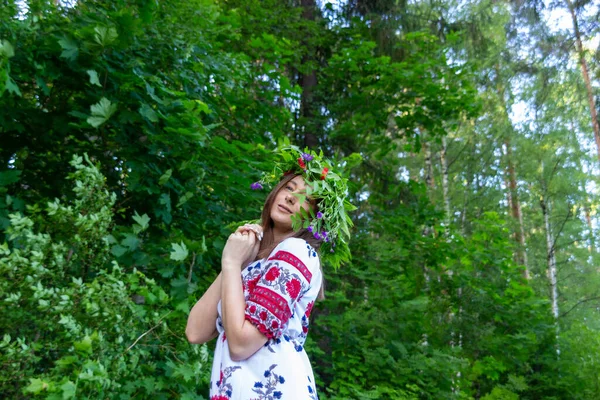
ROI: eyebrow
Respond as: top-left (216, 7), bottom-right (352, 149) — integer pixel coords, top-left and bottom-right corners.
top-left (289, 180), bottom-right (298, 188)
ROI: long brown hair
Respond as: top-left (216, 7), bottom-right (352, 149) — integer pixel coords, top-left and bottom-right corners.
top-left (256, 173), bottom-right (322, 260)
top-left (255, 173), bottom-right (325, 299)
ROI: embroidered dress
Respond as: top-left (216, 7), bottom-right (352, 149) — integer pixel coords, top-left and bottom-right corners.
top-left (210, 238), bottom-right (321, 400)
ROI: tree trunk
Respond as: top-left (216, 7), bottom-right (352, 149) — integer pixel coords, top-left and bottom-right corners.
top-left (440, 136), bottom-right (451, 226)
top-left (424, 139), bottom-right (435, 193)
top-left (504, 140), bottom-right (529, 278)
top-left (540, 166), bottom-right (560, 357)
top-left (584, 201), bottom-right (595, 253)
top-left (300, 0), bottom-right (319, 149)
top-left (565, 0), bottom-right (600, 162)
top-left (496, 66), bottom-right (529, 278)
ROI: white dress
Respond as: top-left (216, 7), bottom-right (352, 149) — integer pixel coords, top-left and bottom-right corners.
top-left (209, 238), bottom-right (322, 400)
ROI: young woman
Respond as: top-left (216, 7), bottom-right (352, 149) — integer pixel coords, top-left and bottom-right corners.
top-left (186, 147), bottom-right (353, 399)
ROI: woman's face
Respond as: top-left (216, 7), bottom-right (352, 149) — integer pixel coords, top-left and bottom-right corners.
top-left (270, 175), bottom-right (312, 232)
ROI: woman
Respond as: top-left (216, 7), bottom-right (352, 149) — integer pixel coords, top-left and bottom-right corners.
top-left (186, 147), bottom-right (354, 399)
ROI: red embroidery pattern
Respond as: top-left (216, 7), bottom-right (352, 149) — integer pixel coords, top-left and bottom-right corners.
top-left (248, 286), bottom-right (292, 323)
top-left (285, 278), bottom-right (302, 300)
top-left (268, 251), bottom-right (312, 282)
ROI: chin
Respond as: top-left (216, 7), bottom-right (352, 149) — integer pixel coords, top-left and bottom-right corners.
top-left (271, 214), bottom-right (293, 232)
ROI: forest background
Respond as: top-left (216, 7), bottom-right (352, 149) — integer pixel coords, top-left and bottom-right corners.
top-left (1, 0), bottom-right (600, 399)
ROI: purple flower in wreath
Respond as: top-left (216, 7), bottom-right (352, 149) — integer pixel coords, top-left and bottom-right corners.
top-left (307, 226), bottom-right (313, 233)
top-left (314, 232), bottom-right (321, 240)
top-left (251, 182), bottom-right (263, 190)
top-left (301, 153), bottom-right (314, 162)
top-left (316, 211), bottom-right (324, 219)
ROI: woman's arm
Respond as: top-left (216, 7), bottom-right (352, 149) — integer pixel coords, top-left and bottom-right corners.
top-left (185, 224), bottom-right (263, 345)
top-left (185, 273), bottom-right (222, 344)
top-left (221, 232), bottom-right (268, 361)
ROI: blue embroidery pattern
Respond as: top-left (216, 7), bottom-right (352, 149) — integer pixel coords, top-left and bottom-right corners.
top-left (306, 242), bottom-right (317, 258)
top-left (251, 364), bottom-right (285, 399)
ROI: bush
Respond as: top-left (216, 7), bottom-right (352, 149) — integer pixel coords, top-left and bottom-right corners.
top-left (0, 155), bottom-right (210, 399)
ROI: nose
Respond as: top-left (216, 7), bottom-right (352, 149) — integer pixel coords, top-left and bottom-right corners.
top-left (285, 192), bottom-right (296, 205)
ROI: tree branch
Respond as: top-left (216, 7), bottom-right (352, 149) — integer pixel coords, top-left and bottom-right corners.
top-left (560, 296), bottom-right (600, 318)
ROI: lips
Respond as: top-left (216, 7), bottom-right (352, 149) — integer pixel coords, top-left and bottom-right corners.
top-left (278, 204), bottom-right (293, 214)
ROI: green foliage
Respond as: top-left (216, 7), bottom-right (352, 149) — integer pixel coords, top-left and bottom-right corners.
top-left (0, 155), bottom-right (210, 398)
top-left (1, 0), bottom-right (598, 398)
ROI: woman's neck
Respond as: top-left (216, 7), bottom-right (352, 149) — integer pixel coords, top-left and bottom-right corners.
top-left (272, 227), bottom-right (293, 247)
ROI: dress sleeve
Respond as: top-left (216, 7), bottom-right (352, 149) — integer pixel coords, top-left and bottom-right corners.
top-left (244, 238), bottom-right (320, 339)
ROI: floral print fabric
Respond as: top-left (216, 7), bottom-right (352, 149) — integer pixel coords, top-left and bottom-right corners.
top-left (209, 238), bottom-right (322, 399)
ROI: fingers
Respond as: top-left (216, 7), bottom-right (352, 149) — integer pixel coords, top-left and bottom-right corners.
top-left (235, 224), bottom-right (263, 241)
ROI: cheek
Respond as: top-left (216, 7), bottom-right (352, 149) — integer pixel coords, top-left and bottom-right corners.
top-left (301, 203), bottom-right (312, 213)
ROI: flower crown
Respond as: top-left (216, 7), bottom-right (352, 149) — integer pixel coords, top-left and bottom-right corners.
top-left (251, 146), bottom-right (356, 269)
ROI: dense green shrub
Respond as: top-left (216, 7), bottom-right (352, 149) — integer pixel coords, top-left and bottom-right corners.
top-left (0, 155), bottom-right (210, 399)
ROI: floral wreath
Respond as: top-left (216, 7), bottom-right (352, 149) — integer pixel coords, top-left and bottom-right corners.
top-left (251, 145), bottom-right (357, 269)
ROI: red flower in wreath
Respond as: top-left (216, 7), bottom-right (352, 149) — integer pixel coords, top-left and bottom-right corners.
top-left (265, 267), bottom-right (280, 281)
top-left (298, 157), bottom-right (306, 169)
top-left (286, 278), bottom-right (302, 299)
top-left (320, 167), bottom-right (329, 180)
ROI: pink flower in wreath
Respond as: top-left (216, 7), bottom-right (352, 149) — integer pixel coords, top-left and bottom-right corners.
top-left (286, 278), bottom-right (302, 299)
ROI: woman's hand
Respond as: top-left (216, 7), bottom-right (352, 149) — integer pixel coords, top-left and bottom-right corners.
top-left (222, 230), bottom-right (260, 269)
top-left (235, 223), bottom-right (263, 241)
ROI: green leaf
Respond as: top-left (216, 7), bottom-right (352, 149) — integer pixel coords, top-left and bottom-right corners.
top-left (0, 40), bottom-right (14, 58)
top-left (139, 103), bottom-right (158, 122)
top-left (55, 356), bottom-right (79, 366)
top-left (0, 170), bottom-right (21, 187)
top-left (94, 26), bottom-right (118, 47)
top-left (121, 234), bottom-right (140, 251)
top-left (74, 335), bottom-right (93, 354)
top-left (170, 241), bottom-right (189, 261)
top-left (58, 37), bottom-right (78, 60)
top-left (176, 191), bottom-right (193, 208)
top-left (86, 70), bottom-right (102, 87)
top-left (132, 211), bottom-right (150, 231)
top-left (60, 381), bottom-right (76, 399)
top-left (194, 100), bottom-right (211, 114)
top-left (5, 76), bottom-right (21, 96)
top-left (111, 245), bottom-right (128, 257)
top-left (158, 169), bottom-right (172, 186)
top-left (175, 300), bottom-right (190, 313)
top-left (87, 97), bottom-right (117, 128)
top-left (200, 235), bottom-right (207, 254)
top-left (24, 378), bottom-right (48, 394)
